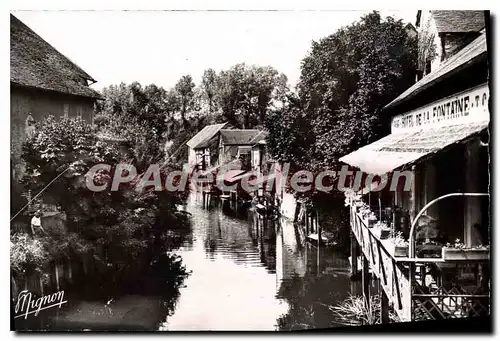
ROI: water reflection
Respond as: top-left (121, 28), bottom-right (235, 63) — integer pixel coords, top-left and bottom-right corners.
top-left (162, 193), bottom-right (351, 331)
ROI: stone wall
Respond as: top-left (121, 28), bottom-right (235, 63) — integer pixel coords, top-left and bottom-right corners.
top-left (11, 86), bottom-right (95, 180)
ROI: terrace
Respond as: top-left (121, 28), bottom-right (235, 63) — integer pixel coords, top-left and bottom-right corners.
top-left (347, 193), bottom-right (490, 321)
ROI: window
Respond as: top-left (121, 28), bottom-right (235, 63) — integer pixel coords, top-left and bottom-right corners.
top-left (63, 104), bottom-right (69, 118)
top-left (76, 105), bottom-right (83, 119)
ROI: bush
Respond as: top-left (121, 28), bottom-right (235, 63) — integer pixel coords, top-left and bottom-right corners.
top-left (329, 294), bottom-right (400, 325)
top-left (10, 233), bottom-right (48, 276)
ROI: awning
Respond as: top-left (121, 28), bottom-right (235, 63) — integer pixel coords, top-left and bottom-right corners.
top-left (339, 121), bottom-right (488, 175)
top-left (200, 159), bottom-right (243, 176)
top-left (229, 170), bottom-right (257, 183)
top-left (223, 171), bottom-right (278, 187)
top-left (216, 170), bottom-right (247, 183)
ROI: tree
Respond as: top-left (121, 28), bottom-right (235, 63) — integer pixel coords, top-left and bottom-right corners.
top-left (264, 12), bottom-right (417, 243)
top-left (96, 82), bottom-right (170, 171)
top-left (19, 116), bottom-right (189, 286)
top-left (175, 75), bottom-right (197, 122)
top-left (201, 68), bottom-right (219, 115)
top-left (215, 63), bottom-right (289, 129)
top-left (267, 11), bottom-right (417, 172)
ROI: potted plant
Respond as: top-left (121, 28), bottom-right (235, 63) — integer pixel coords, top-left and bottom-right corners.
top-left (373, 222), bottom-right (391, 239)
top-left (442, 239), bottom-right (490, 261)
top-left (344, 189), bottom-right (359, 207)
top-left (392, 231), bottom-right (409, 257)
top-left (359, 206), bottom-right (372, 226)
top-left (367, 212), bottom-right (378, 228)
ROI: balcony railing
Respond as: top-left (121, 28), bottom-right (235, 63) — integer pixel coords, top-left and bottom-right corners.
top-left (349, 204), bottom-right (490, 322)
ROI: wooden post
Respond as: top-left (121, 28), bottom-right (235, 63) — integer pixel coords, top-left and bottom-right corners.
top-left (68, 259), bottom-right (73, 283)
top-left (409, 165), bottom-right (417, 224)
top-left (317, 222), bottom-right (321, 274)
top-left (305, 207), bottom-right (309, 234)
top-left (362, 253), bottom-right (370, 320)
top-left (408, 262), bottom-right (415, 321)
top-left (350, 232), bottom-right (358, 277)
top-left (39, 276), bottom-right (44, 296)
top-left (317, 213), bottom-right (321, 248)
top-left (464, 140), bottom-right (480, 247)
top-left (380, 281), bottom-right (390, 324)
top-left (55, 263), bottom-right (60, 291)
top-left (313, 214), bottom-right (316, 234)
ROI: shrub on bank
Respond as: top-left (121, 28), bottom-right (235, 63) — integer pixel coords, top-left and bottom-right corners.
top-left (12, 115), bottom-right (189, 287)
top-left (10, 233), bottom-right (48, 277)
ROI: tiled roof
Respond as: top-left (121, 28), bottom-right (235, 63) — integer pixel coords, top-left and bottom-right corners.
top-left (10, 14), bottom-right (102, 99)
top-left (339, 121), bottom-right (489, 175)
top-left (249, 130), bottom-right (268, 145)
top-left (432, 11), bottom-right (485, 33)
top-left (186, 122), bottom-right (228, 149)
top-left (219, 129), bottom-right (261, 145)
top-left (385, 32), bottom-right (487, 110)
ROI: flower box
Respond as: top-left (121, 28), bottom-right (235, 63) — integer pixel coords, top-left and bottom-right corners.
top-left (367, 217), bottom-right (378, 228)
top-left (379, 228), bottom-right (391, 240)
top-left (442, 247), bottom-right (490, 261)
top-left (373, 225), bottom-right (391, 240)
top-left (394, 245), bottom-right (408, 257)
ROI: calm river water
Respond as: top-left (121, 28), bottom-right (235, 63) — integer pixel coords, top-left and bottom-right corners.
top-left (17, 193), bottom-right (353, 331)
top-left (160, 193), bottom-right (353, 331)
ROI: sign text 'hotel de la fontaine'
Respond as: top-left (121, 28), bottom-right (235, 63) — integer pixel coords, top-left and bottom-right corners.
top-left (391, 83), bottom-right (489, 133)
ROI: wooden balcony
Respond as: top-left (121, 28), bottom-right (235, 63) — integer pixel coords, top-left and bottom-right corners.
top-left (349, 204), bottom-right (490, 322)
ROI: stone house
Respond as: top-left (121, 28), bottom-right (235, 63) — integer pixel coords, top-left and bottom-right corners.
top-left (416, 10), bottom-right (485, 78)
top-left (10, 14), bottom-right (102, 180)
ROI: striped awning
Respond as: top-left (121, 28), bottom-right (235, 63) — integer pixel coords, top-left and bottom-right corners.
top-left (339, 121), bottom-right (489, 175)
top-left (223, 171), bottom-right (278, 187)
top-left (200, 159), bottom-right (243, 176)
top-left (216, 170), bottom-right (247, 183)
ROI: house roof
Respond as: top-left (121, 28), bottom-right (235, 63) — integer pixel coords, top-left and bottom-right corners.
top-left (432, 11), bottom-right (485, 33)
top-left (186, 122), bottom-right (228, 149)
top-left (385, 31), bottom-right (487, 110)
top-left (219, 129), bottom-right (261, 145)
top-left (10, 14), bottom-right (102, 99)
top-left (249, 130), bottom-right (268, 145)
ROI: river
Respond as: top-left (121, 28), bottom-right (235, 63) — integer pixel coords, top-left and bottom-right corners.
top-left (161, 193), bottom-right (353, 331)
top-left (16, 193), bottom-right (354, 331)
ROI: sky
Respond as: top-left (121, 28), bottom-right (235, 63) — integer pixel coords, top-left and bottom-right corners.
top-left (12, 10), bottom-right (416, 91)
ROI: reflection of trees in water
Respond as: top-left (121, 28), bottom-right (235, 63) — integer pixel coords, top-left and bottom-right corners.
top-left (276, 250), bottom-right (352, 331)
top-left (276, 272), bottom-right (351, 330)
top-left (197, 206), bottom-right (277, 272)
top-left (21, 250), bottom-right (190, 331)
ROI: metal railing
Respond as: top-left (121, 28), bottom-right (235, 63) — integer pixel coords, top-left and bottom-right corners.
top-left (408, 192), bottom-right (490, 259)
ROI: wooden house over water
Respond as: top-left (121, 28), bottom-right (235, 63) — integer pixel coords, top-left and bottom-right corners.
top-left (217, 129), bottom-right (261, 169)
top-left (186, 122), bottom-right (230, 172)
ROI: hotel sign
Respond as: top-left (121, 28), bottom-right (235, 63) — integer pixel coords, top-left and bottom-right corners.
top-left (391, 83), bottom-right (490, 133)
